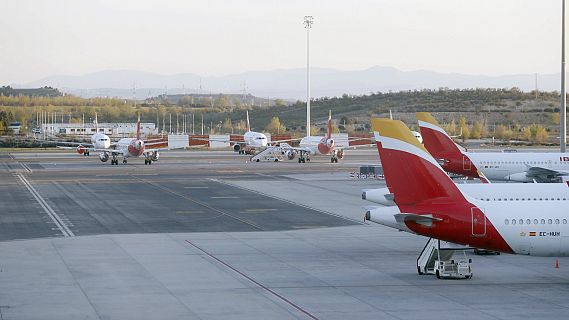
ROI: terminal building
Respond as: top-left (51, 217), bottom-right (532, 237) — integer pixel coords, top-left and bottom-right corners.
top-left (41, 122), bottom-right (158, 137)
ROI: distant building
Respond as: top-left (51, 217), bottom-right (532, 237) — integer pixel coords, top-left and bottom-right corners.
top-left (42, 122), bottom-right (157, 136)
top-left (8, 122), bottom-right (21, 134)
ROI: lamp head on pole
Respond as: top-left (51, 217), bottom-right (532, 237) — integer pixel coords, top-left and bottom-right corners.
top-left (303, 16), bottom-right (314, 28)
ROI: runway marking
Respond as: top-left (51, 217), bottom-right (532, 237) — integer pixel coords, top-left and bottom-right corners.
top-left (186, 240), bottom-right (319, 320)
top-left (183, 186), bottom-right (209, 189)
top-left (210, 196), bottom-right (239, 199)
top-left (210, 178), bottom-right (364, 225)
top-left (175, 210), bottom-right (206, 214)
top-left (16, 173), bottom-right (74, 237)
top-left (242, 208), bottom-right (277, 213)
top-left (130, 176), bottom-right (265, 231)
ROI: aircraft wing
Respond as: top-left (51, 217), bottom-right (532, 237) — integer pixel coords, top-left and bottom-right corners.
top-left (144, 146), bottom-right (186, 153)
top-left (56, 141), bottom-right (94, 147)
top-left (526, 166), bottom-right (569, 182)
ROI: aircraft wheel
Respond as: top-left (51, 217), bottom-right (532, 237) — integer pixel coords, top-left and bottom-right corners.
top-left (417, 266), bottom-right (423, 275)
top-left (149, 160), bottom-right (152, 165)
top-left (123, 159), bottom-right (127, 164)
top-left (144, 159), bottom-right (148, 165)
top-left (256, 159), bottom-right (260, 162)
top-left (436, 270), bottom-right (441, 279)
top-left (298, 158), bottom-right (302, 163)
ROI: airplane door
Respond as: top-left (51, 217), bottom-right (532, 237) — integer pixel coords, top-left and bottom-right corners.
top-left (471, 207), bottom-right (486, 237)
top-left (463, 156), bottom-right (472, 171)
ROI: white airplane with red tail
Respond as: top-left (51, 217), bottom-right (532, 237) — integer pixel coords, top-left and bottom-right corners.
top-left (417, 112), bottom-right (569, 183)
top-left (363, 118), bottom-right (569, 266)
top-left (94, 114), bottom-right (177, 165)
top-left (279, 110), bottom-right (345, 163)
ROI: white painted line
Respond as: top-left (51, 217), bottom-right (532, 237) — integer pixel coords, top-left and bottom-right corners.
top-left (16, 174), bottom-right (74, 237)
top-left (210, 196), bottom-right (239, 199)
top-left (184, 186), bottom-right (209, 189)
top-left (242, 208), bottom-right (278, 213)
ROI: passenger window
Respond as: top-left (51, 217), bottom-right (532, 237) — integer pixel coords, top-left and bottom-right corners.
top-left (505, 219), bottom-right (509, 225)
top-left (548, 219), bottom-right (553, 224)
top-left (541, 219), bottom-right (546, 224)
top-left (564, 219), bottom-right (567, 224)
top-left (519, 219), bottom-right (524, 225)
top-left (534, 219), bottom-right (538, 225)
top-left (555, 219), bottom-right (560, 224)
top-left (526, 219), bottom-right (531, 225)
top-left (512, 219), bottom-right (517, 225)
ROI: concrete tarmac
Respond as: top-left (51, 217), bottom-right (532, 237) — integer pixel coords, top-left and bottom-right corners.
top-left (0, 149), bottom-right (568, 319)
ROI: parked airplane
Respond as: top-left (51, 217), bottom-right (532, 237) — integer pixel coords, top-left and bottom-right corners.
top-left (364, 118), bottom-right (569, 263)
top-left (56, 113), bottom-right (111, 156)
top-left (233, 111), bottom-right (268, 154)
top-left (278, 110), bottom-right (345, 163)
top-left (201, 110), bottom-right (268, 155)
top-left (417, 112), bottom-right (569, 182)
top-left (91, 115), bottom-right (177, 165)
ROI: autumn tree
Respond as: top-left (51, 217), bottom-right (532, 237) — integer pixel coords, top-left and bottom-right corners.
top-left (265, 117), bottom-right (286, 135)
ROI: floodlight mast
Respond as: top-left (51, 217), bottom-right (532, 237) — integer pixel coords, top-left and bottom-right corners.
top-left (304, 16), bottom-right (314, 137)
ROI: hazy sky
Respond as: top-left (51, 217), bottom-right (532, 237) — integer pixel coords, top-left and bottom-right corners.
top-left (0, 0), bottom-right (562, 84)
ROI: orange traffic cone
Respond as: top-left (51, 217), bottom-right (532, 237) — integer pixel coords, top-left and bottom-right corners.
top-left (555, 259), bottom-right (560, 268)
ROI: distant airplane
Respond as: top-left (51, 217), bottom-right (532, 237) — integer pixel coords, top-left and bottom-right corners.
top-left (56, 113), bottom-right (111, 156)
top-left (417, 112), bottom-right (569, 182)
top-left (233, 111), bottom-right (268, 154)
top-left (364, 118), bottom-right (569, 265)
top-left (201, 110), bottom-right (269, 155)
top-left (87, 114), bottom-right (179, 165)
top-left (277, 110), bottom-right (346, 163)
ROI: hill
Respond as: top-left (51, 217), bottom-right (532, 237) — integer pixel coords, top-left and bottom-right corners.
top-left (16, 67), bottom-right (562, 100)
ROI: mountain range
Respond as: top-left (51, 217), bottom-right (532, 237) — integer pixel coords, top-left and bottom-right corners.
top-left (16, 66), bottom-right (561, 100)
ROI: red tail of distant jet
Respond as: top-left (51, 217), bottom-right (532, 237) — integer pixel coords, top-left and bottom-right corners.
top-left (416, 112), bottom-right (488, 182)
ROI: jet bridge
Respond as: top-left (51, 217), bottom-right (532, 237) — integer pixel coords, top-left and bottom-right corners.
top-left (417, 238), bottom-right (474, 279)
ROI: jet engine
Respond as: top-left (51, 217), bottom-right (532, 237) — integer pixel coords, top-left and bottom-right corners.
top-left (505, 172), bottom-right (532, 182)
top-left (326, 138), bottom-right (335, 148)
top-left (151, 151), bottom-right (160, 161)
top-left (284, 150), bottom-right (296, 160)
top-left (76, 145), bottom-right (86, 155)
top-left (99, 152), bottom-right (109, 162)
top-left (233, 144), bottom-right (241, 152)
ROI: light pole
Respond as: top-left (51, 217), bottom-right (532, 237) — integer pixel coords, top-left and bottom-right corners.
top-left (562, 0), bottom-right (567, 152)
top-left (304, 15), bottom-right (314, 137)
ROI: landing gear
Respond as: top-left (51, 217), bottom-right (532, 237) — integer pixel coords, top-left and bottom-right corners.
top-left (144, 159), bottom-right (153, 165)
top-left (83, 151), bottom-right (90, 156)
top-left (331, 156), bottom-right (339, 163)
top-left (111, 155), bottom-right (118, 165)
top-left (122, 158), bottom-right (127, 164)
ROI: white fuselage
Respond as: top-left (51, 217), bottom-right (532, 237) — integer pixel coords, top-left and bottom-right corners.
top-left (299, 135), bottom-right (334, 155)
top-left (365, 183), bottom-right (569, 256)
top-left (116, 138), bottom-right (145, 158)
top-left (468, 152), bottom-right (569, 181)
top-left (90, 132), bottom-right (111, 149)
top-left (243, 131), bottom-right (268, 149)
